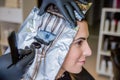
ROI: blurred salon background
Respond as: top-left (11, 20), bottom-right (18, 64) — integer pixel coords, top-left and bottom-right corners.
top-left (0, 0), bottom-right (120, 80)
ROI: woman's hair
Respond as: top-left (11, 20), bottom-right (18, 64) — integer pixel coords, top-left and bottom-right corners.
top-left (70, 74), bottom-right (76, 80)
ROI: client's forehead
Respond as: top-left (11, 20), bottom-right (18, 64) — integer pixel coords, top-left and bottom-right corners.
top-left (75, 21), bottom-right (89, 40)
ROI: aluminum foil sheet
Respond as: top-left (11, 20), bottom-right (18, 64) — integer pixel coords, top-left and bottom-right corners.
top-left (15, 7), bottom-right (77, 80)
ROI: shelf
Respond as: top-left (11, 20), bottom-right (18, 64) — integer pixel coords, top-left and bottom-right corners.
top-left (96, 8), bottom-right (120, 79)
top-left (0, 40), bottom-right (8, 46)
top-left (102, 31), bottom-right (120, 37)
top-left (102, 8), bottom-right (120, 13)
top-left (100, 51), bottom-right (111, 56)
top-left (0, 0), bottom-right (36, 54)
top-left (98, 71), bottom-right (113, 77)
top-left (0, 7), bottom-right (22, 23)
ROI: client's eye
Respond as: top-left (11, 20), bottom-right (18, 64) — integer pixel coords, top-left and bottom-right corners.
top-left (76, 40), bottom-right (83, 46)
top-left (74, 40), bottom-right (83, 47)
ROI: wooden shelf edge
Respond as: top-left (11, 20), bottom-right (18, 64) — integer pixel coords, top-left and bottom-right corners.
top-left (100, 51), bottom-right (111, 56)
top-left (98, 71), bottom-right (113, 77)
top-left (102, 31), bottom-right (120, 37)
top-left (0, 40), bottom-right (8, 46)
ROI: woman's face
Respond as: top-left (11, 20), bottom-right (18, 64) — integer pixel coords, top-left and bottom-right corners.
top-left (62, 21), bottom-right (92, 73)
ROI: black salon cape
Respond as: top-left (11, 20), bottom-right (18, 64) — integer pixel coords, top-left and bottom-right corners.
top-left (57, 67), bottom-right (95, 80)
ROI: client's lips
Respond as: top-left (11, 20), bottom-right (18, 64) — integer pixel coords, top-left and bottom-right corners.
top-left (78, 60), bottom-right (86, 65)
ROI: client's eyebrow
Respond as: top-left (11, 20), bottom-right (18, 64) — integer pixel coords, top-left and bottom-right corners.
top-left (74, 37), bottom-right (86, 41)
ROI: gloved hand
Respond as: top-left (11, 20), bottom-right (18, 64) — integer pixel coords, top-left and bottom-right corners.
top-left (38, 0), bottom-right (88, 27)
top-left (0, 45), bottom-right (35, 80)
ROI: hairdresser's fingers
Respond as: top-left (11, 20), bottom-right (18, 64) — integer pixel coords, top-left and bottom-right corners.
top-left (65, 3), bottom-right (76, 23)
top-left (18, 49), bottom-right (32, 56)
top-left (18, 45), bottom-right (35, 67)
top-left (78, 0), bottom-right (88, 5)
top-left (38, 1), bottom-right (48, 15)
top-left (71, 1), bottom-right (85, 19)
top-left (57, 3), bottom-right (76, 27)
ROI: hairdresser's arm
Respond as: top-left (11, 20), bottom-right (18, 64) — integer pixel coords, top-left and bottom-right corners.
top-left (0, 45), bottom-right (35, 80)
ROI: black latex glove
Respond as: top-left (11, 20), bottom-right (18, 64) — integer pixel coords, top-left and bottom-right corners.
top-left (38, 0), bottom-right (88, 27)
top-left (78, 0), bottom-right (88, 4)
top-left (0, 45), bottom-right (35, 80)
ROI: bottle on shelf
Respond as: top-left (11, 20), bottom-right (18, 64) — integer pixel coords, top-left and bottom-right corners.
top-left (111, 41), bottom-right (117, 50)
top-left (103, 37), bottom-right (109, 51)
top-left (100, 59), bottom-right (106, 73)
top-left (104, 19), bottom-right (110, 32)
top-left (107, 61), bottom-right (113, 74)
top-left (117, 20), bottom-right (120, 33)
top-left (110, 19), bottom-right (116, 32)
